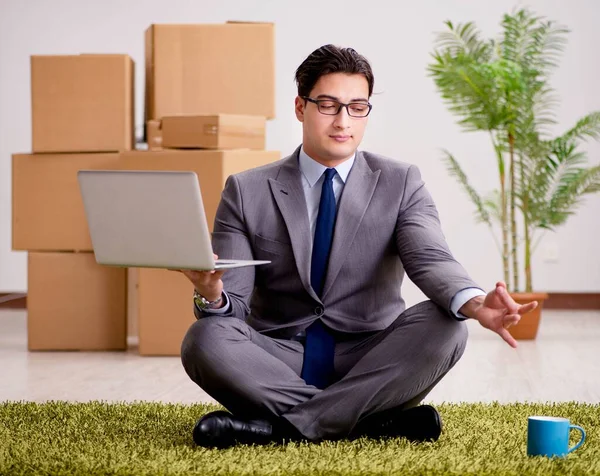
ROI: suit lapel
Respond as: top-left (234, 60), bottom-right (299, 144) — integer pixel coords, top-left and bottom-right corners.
top-left (322, 152), bottom-right (381, 299)
top-left (268, 148), bottom-right (319, 301)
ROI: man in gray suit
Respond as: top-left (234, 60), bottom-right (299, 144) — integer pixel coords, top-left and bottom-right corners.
top-left (178, 45), bottom-right (537, 449)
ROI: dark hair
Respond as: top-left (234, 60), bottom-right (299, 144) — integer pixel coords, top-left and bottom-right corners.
top-left (295, 44), bottom-right (374, 98)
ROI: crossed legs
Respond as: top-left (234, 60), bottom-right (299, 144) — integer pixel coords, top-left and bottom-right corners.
top-left (181, 301), bottom-right (468, 441)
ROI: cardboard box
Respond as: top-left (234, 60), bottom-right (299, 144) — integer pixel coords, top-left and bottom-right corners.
top-left (161, 114), bottom-right (266, 150)
top-left (145, 22), bottom-right (275, 122)
top-left (146, 120), bottom-right (162, 150)
top-left (128, 268), bottom-right (195, 355)
top-left (12, 153), bottom-right (122, 251)
top-left (27, 252), bottom-right (126, 351)
top-left (117, 149), bottom-right (280, 233)
top-left (120, 149), bottom-right (280, 355)
top-left (31, 54), bottom-right (135, 153)
top-left (12, 150), bottom-right (279, 252)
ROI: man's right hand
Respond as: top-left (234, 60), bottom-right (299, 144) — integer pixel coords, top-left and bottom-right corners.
top-left (171, 254), bottom-right (225, 302)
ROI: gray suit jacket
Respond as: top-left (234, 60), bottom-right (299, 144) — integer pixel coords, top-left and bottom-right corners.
top-left (195, 146), bottom-right (478, 338)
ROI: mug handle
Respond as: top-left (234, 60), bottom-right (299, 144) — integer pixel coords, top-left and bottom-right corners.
top-left (567, 425), bottom-right (586, 454)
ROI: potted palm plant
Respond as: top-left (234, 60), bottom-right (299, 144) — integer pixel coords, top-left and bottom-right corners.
top-left (428, 8), bottom-right (600, 339)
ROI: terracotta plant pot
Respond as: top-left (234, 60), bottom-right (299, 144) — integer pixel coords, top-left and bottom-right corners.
top-left (507, 292), bottom-right (549, 340)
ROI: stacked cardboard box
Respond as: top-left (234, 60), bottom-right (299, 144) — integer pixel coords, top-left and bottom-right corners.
top-left (131, 21), bottom-right (278, 355)
top-left (13, 54), bottom-right (134, 350)
top-left (144, 22), bottom-right (275, 123)
top-left (12, 21), bottom-right (279, 355)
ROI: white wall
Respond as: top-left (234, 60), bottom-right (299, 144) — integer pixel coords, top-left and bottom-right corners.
top-left (1, 0), bottom-right (599, 306)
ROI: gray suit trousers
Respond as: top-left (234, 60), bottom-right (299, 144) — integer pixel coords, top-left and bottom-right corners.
top-left (181, 300), bottom-right (468, 441)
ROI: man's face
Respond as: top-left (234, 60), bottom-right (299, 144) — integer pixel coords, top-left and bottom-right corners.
top-left (295, 73), bottom-right (370, 166)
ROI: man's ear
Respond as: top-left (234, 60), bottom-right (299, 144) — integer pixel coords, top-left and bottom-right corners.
top-left (294, 96), bottom-right (305, 122)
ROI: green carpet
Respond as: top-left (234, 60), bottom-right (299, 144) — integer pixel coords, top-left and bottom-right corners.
top-left (0, 401), bottom-right (598, 475)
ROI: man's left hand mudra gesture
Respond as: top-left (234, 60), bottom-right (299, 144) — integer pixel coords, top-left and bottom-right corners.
top-left (459, 281), bottom-right (538, 348)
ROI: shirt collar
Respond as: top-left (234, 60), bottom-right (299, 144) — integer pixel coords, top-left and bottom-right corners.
top-left (299, 145), bottom-right (355, 187)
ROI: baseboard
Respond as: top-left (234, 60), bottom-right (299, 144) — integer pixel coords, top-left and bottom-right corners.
top-left (0, 293), bottom-right (27, 309)
top-left (1, 292), bottom-right (599, 310)
top-left (543, 293), bottom-right (600, 310)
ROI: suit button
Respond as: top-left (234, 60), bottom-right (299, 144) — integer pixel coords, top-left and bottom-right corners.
top-left (314, 306), bottom-right (324, 316)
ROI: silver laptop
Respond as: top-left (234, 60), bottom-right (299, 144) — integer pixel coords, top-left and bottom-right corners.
top-left (77, 170), bottom-right (270, 270)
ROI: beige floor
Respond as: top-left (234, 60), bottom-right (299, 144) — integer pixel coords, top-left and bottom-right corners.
top-left (1, 308), bottom-right (599, 404)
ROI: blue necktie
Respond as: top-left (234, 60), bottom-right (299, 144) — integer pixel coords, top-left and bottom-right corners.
top-left (301, 168), bottom-right (337, 389)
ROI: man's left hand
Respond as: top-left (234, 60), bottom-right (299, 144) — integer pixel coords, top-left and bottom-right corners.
top-left (459, 281), bottom-right (538, 348)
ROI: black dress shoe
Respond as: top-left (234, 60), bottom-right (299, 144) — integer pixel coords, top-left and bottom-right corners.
top-left (351, 404), bottom-right (443, 443)
top-left (193, 411), bottom-right (275, 449)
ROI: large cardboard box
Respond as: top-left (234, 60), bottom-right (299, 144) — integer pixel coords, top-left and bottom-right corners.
top-left (27, 252), bottom-right (126, 351)
top-left (31, 54), bottom-right (135, 153)
top-left (12, 153), bottom-right (122, 251)
top-left (161, 114), bottom-right (266, 150)
top-left (145, 22), bottom-right (275, 122)
top-left (128, 268), bottom-right (195, 355)
top-left (121, 149), bottom-right (280, 355)
top-left (12, 150), bottom-right (279, 252)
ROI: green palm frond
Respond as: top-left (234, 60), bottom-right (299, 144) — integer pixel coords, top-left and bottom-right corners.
top-left (501, 8), bottom-right (569, 75)
top-left (428, 21), bottom-right (509, 132)
top-left (544, 164), bottom-right (600, 228)
top-left (429, 56), bottom-right (522, 132)
top-left (442, 150), bottom-right (492, 227)
top-left (500, 9), bottom-right (566, 140)
top-left (530, 86), bottom-right (560, 133)
top-left (481, 190), bottom-right (503, 224)
top-left (519, 141), bottom-right (579, 211)
top-left (530, 167), bottom-right (600, 230)
top-left (432, 21), bottom-right (492, 60)
top-left (519, 140), bottom-right (600, 230)
top-left (559, 112), bottom-right (600, 143)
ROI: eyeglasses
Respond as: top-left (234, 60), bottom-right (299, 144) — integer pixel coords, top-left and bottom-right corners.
top-left (302, 97), bottom-right (373, 117)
